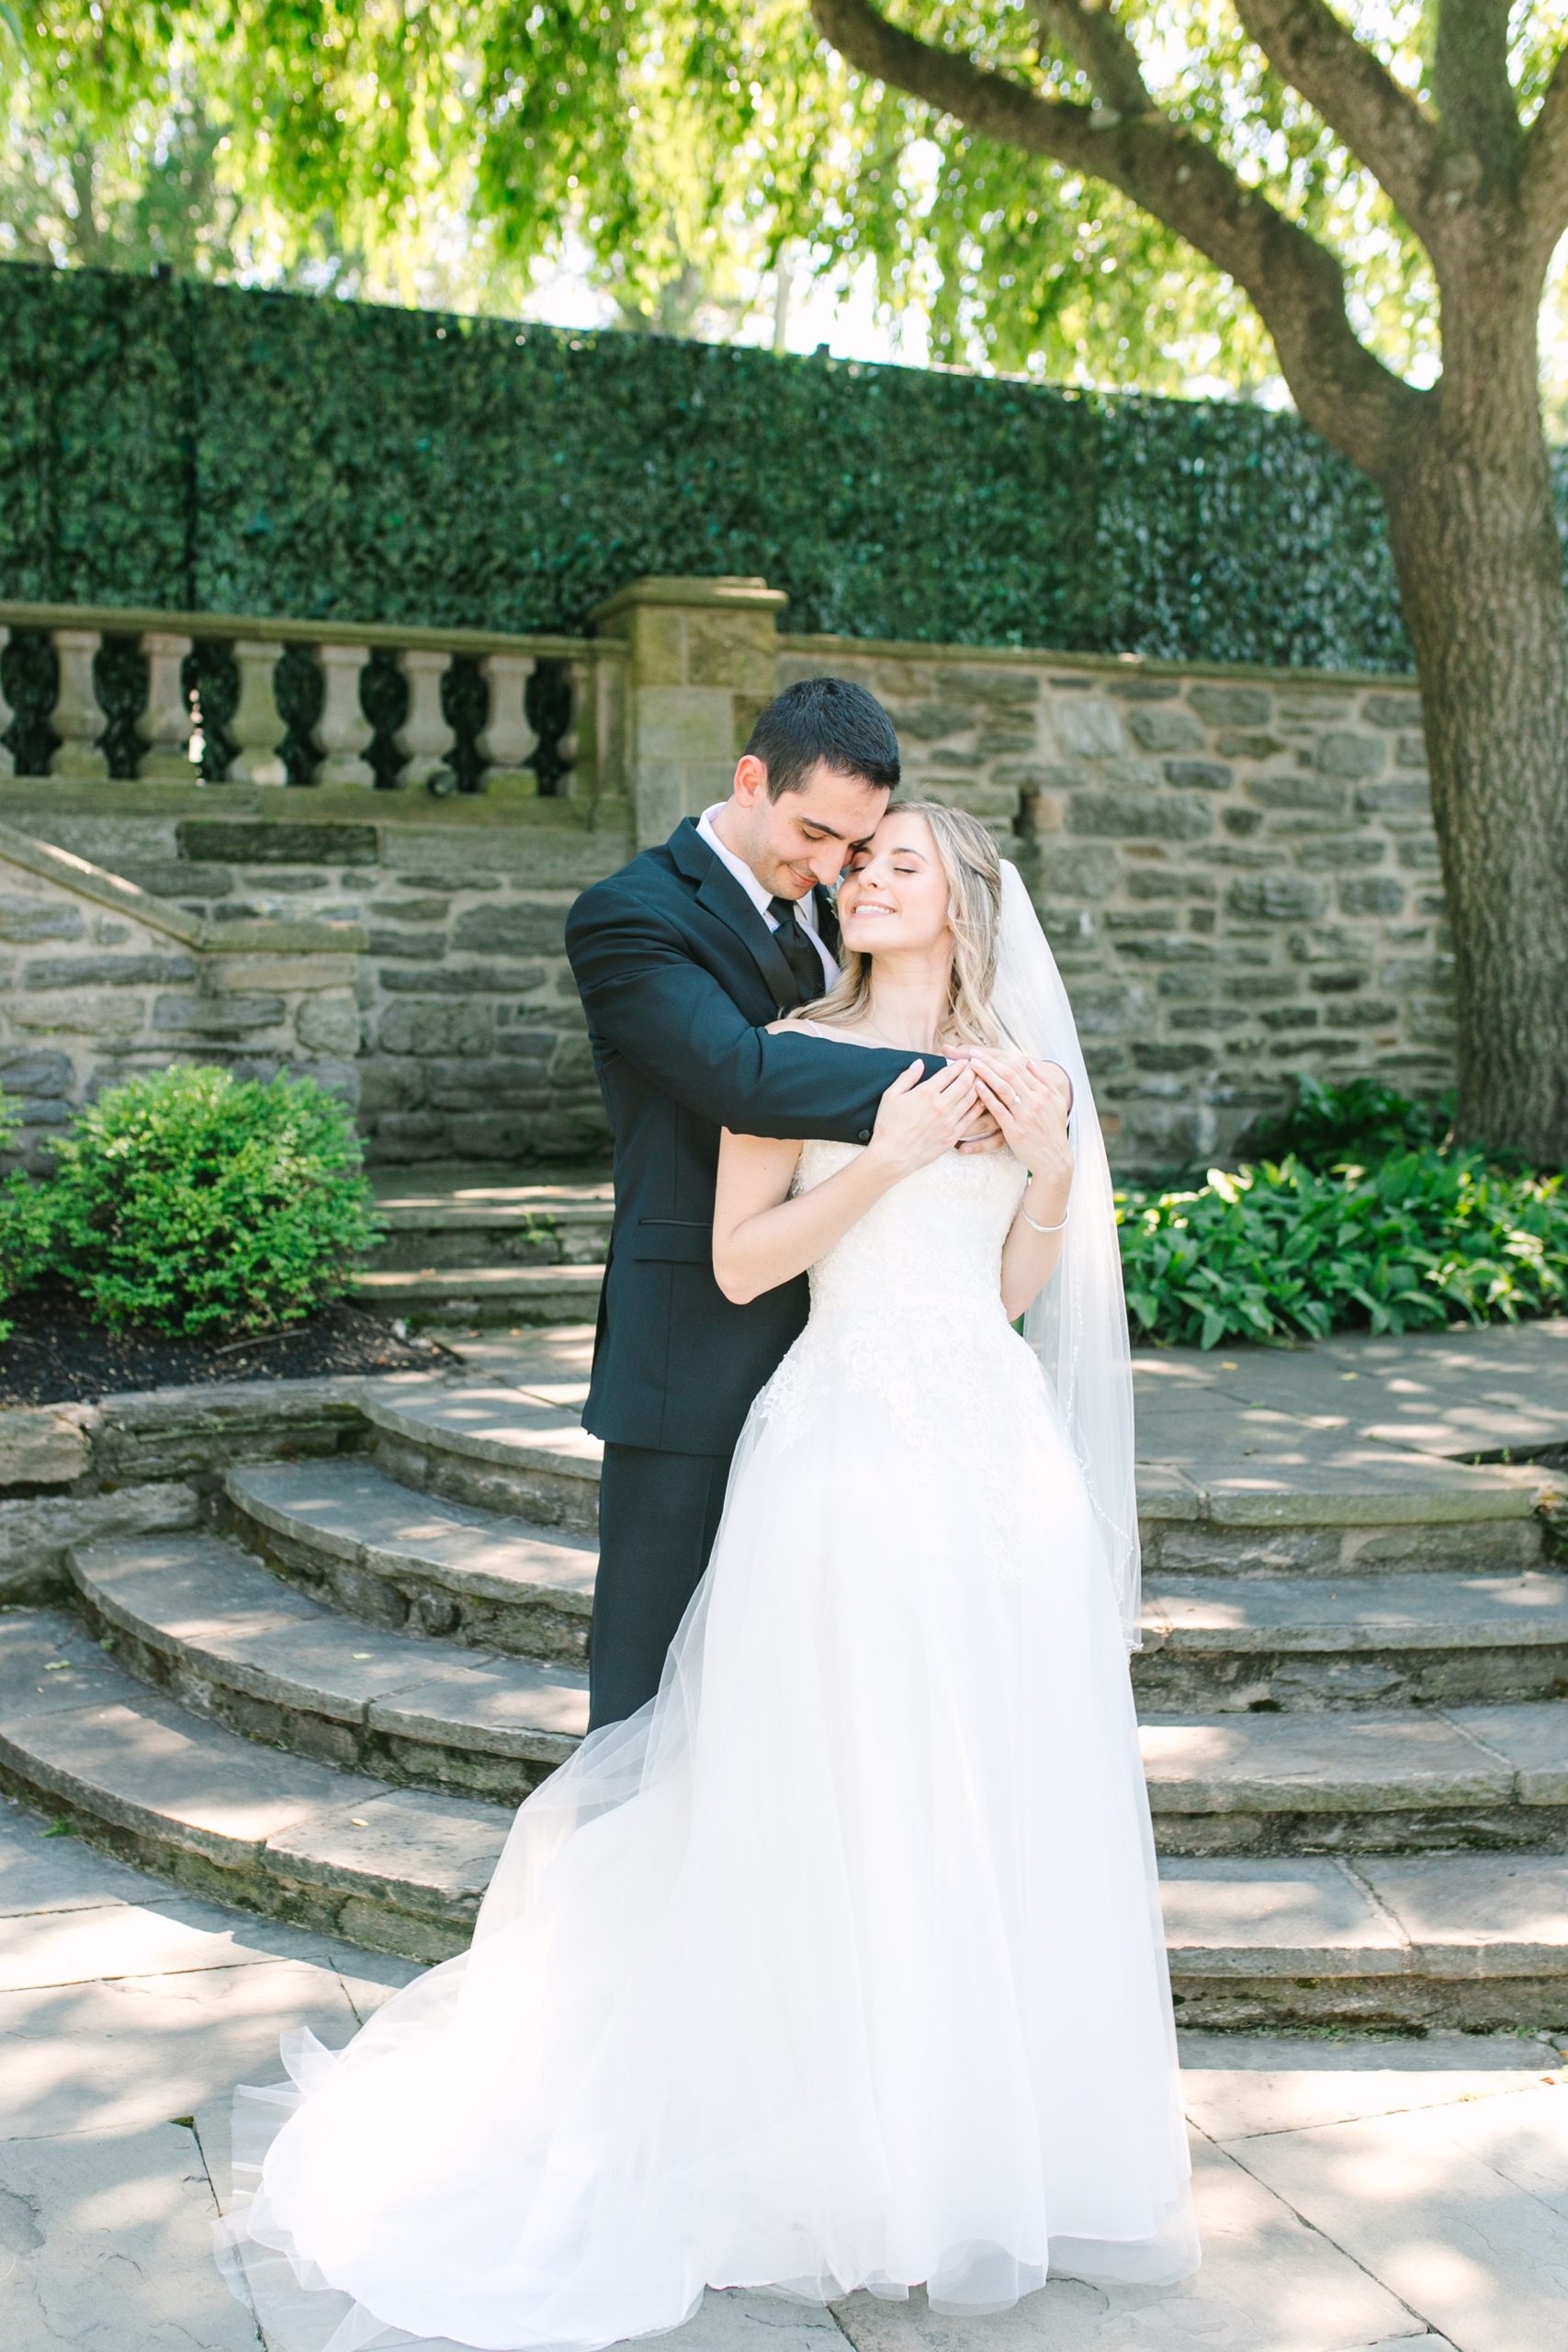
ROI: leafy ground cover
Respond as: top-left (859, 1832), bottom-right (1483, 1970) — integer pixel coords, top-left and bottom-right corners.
top-left (1119, 1081), bottom-right (1568, 1350)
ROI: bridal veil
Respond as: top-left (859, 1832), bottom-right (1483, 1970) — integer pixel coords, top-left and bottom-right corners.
top-left (990, 858), bottom-right (1142, 1650)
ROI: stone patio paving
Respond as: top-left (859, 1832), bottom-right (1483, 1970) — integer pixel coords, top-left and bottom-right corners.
top-left (2, 1792), bottom-right (1563, 2352)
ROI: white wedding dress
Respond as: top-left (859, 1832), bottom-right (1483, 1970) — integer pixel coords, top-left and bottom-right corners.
top-left (219, 1134), bottom-right (1200, 2352)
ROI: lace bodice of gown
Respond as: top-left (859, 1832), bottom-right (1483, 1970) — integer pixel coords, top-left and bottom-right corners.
top-left (754, 1139), bottom-right (1051, 1525)
top-left (794, 1136), bottom-right (1028, 1333)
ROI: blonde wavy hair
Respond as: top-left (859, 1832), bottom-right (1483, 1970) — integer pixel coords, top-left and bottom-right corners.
top-left (800, 801), bottom-right (1006, 1048)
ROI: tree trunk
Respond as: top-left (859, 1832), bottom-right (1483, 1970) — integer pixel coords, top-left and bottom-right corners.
top-left (1379, 360), bottom-right (1568, 1167)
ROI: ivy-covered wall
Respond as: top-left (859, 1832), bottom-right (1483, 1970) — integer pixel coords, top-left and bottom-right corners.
top-left (0, 259), bottom-right (1430, 669)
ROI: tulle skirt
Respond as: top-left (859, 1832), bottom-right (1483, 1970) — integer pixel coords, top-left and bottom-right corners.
top-left (216, 1317), bottom-right (1199, 2351)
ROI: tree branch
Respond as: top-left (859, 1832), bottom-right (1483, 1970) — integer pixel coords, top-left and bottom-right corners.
top-left (1033, 1), bottom-right (1149, 120)
top-left (809, 0), bottom-right (1421, 478)
top-left (1228, 0), bottom-right (1447, 233)
top-left (1522, 43), bottom-right (1568, 246)
top-left (1431, 0), bottom-right (1520, 180)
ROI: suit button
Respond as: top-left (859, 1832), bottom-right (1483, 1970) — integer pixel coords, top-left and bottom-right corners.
top-left (856, 1128), bottom-right (872, 1145)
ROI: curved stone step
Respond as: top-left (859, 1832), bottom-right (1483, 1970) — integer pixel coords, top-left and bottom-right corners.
top-left (64, 1532), bottom-right (1568, 1854)
top-left (225, 1451), bottom-right (1568, 1710)
top-left (1160, 1850), bottom-right (1568, 2031)
top-left (358, 1378), bottom-right (1555, 1573)
top-left (1, 1611), bottom-right (1564, 2021)
top-left (1140, 1569), bottom-right (1568, 1710)
top-left (1144, 1702), bottom-right (1568, 1854)
top-left (0, 1609), bottom-right (507, 1962)
top-left (66, 1533), bottom-right (588, 1804)
top-left (1138, 1451), bottom-right (1554, 1576)
top-left (354, 1263), bottom-right (606, 1327)
top-left (225, 1458), bottom-right (595, 1664)
top-left (361, 1379), bottom-right (603, 1532)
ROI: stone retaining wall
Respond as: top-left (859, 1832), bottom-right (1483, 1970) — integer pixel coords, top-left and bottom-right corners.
top-left (2, 576), bottom-right (1455, 1176)
top-left (0, 822), bottom-right (367, 1169)
top-left (2, 792), bottom-right (625, 1168)
top-left (775, 637), bottom-right (1449, 1170)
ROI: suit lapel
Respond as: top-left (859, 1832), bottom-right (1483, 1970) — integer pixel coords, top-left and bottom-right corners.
top-left (670, 818), bottom-right (808, 1015)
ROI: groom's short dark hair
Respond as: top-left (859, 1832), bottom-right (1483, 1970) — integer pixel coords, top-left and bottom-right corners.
top-left (743, 676), bottom-right (900, 799)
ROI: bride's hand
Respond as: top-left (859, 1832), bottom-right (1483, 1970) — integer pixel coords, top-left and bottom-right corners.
top-left (866, 1061), bottom-right (981, 1181)
top-left (969, 1057), bottom-right (1074, 1196)
top-left (957, 1048), bottom-right (1074, 1121)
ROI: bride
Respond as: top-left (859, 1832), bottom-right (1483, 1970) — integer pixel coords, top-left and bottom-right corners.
top-left (217, 803), bottom-right (1200, 2352)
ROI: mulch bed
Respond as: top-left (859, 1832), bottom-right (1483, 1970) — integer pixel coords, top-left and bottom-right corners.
top-left (0, 1280), bottom-right (447, 1408)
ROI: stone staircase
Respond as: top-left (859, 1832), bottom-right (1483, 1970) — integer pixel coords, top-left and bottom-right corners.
top-left (2, 1332), bottom-right (1565, 2032)
top-left (356, 1166), bottom-right (612, 1327)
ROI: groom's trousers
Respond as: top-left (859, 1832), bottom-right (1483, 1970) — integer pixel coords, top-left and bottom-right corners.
top-left (588, 1442), bottom-right (732, 1731)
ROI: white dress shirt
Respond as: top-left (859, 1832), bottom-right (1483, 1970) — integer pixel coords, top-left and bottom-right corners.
top-left (696, 804), bottom-right (840, 989)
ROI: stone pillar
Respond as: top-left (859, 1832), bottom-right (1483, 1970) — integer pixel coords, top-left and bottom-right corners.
top-left (51, 628), bottom-right (109, 781)
top-left (226, 639), bottom-right (288, 786)
top-left (589, 576), bottom-right (786, 849)
top-left (140, 631), bottom-right (196, 781)
top-left (583, 646), bottom-right (627, 804)
top-left (317, 643), bottom-right (376, 787)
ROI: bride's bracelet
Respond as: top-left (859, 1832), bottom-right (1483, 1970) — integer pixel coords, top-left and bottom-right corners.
top-left (1019, 1201), bottom-right (1069, 1235)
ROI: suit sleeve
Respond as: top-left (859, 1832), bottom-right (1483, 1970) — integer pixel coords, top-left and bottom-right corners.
top-left (565, 882), bottom-right (942, 1142)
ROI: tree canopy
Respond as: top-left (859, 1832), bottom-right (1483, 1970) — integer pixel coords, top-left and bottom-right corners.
top-left (9, 2), bottom-right (1568, 1157)
top-left (6, 2), bottom-right (1566, 406)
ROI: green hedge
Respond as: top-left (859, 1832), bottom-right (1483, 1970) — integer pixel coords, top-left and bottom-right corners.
top-left (0, 260), bottom-right (1426, 665)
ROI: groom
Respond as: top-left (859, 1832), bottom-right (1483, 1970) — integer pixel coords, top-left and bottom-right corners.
top-left (566, 676), bottom-right (990, 1729)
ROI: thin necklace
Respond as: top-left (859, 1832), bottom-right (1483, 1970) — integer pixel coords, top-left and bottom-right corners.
top-left (858, 1010), bottom-right (942, 1053)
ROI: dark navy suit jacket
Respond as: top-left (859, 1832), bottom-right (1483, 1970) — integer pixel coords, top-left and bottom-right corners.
top-left (564, 818), bottom-right (941, 1456)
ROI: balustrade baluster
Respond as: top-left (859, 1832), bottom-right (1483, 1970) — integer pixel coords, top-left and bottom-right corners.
top-left (225, 639), bottom-right (288, 786)
top-left (52, 628), bottom-right (109, 780)
top-left (398, 648), bottom-right (456, 789)
top-left (317, 643), bottom-right (375, 786)
top-left (478, 651), bottom-right (537, 788)
top-left (140, 631), bottom-right (197, 780)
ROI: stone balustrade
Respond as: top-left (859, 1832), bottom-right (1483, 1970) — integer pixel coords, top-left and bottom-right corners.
top-left (0, 603), bottom-right (627, 802)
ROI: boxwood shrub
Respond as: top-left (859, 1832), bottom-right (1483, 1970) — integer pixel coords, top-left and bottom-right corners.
top-left (41, 1065), bottom-right (383, 1337)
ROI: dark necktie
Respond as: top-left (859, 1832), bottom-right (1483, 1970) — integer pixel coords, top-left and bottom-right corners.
top-left (768, 895), bottom-right (824, 1003)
